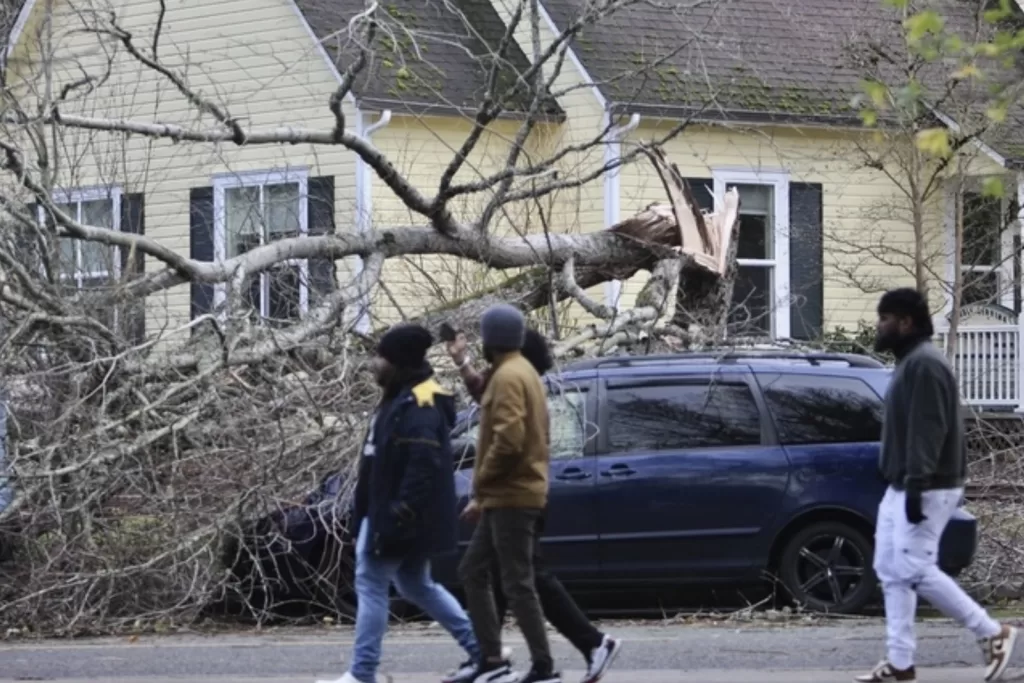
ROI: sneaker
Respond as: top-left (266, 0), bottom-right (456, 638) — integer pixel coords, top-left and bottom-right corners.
top-left (516, 667), bottom-right (561, 683)
top-left (442, 648), bottom-right (514, 683)
top-left (580, 635), bottom-right (622, 683)
top-left (853, 660), bottom-right (916, 682)
top-left (316, 674), bottom-right (393, 683)
top-left (981, 624), bottom-right (1019, 681)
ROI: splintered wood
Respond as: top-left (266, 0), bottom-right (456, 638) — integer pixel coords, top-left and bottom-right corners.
top-left (607, 145), bottom-right (738, 278)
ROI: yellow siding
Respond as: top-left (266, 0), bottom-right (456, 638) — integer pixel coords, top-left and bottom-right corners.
top-left (6, 0), bottom-right (359, 341)
top-left (618, 122), bottom-right (999, 334)
top-left (364, 58), bottom-right (610, 333)
top-left (367, 115), bottom-right (550, 324)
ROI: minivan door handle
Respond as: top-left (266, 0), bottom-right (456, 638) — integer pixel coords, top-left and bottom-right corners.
top-left (555, 467), bottom-right (591, 481)
top-left (600, 463), bottom-right (636, 477)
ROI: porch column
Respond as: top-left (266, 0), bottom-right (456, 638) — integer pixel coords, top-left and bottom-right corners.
top-left (1016, 171), bottom-right (1024, 411)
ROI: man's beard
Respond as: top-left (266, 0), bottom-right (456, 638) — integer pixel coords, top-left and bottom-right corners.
top-left (873, 328), bottom-right (899, 353)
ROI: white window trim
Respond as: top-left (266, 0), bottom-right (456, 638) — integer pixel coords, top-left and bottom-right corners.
top-left (212, 168), bottom-right (310, 320)
top-left (712, 168), bottom-right (791, 338)
top-left (36, 185), bottom-right (123, 287)
top-left (942, 181), bottom-right (1015, 314)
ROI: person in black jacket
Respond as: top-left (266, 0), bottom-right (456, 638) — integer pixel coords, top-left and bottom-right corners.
top-left (317, 324), bottom-right (479, 683)
top-left (855, 288), bottom-right (1018, 683)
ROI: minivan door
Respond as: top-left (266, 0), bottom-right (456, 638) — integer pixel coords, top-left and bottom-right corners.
top-left (435, 379), bottom-right (601, 583)
top-left (594, 370), bottom-right (790, 581)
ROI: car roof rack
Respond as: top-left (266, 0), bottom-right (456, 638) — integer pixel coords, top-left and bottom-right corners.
top-left (564, 350), bottom-right (886, 371)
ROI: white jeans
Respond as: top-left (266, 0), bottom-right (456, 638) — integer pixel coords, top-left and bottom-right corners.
top-left (874, 486), bottom-right (1000, 670)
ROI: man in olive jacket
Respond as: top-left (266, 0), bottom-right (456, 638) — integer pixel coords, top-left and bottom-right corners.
top-left (457, 304), bottom-right (557, 683)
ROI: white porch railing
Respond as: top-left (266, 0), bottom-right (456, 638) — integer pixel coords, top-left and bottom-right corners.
top-left (934, 304), bottom-right (1023, 411)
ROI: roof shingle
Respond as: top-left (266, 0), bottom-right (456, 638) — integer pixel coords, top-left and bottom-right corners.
top-left (543, 0), bottom-right (1024, 162)
top-left (295, 0), bottom-right (562, 119)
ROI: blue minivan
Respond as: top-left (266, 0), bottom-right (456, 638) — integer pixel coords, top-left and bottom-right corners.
top-left (430, 350), bottom-right (978, 614)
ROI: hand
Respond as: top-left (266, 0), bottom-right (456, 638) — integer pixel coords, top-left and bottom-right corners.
top-left (460, 499), bottom-right (481, 524)
top-left (447, 332), bottom-right (469, 367)
top-left (905, 490), bottom-right (926, 525)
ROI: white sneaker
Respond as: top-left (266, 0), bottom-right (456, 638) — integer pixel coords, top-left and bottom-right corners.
top-left (580, 634), bottom-right (622, 683)
top-left (315, 673), bottom-right (360, 683)
top-left (315, 673), bottom-right (393, 683)
top-left (981, 625), bottom-right (1019, 681)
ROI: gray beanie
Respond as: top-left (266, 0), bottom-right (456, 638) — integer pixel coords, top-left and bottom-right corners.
top-left (480, 304), bottom-right (526, 351)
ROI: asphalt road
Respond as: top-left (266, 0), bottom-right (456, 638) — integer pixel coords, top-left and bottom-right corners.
top-left (1, 618), bottom-right (1022, 682)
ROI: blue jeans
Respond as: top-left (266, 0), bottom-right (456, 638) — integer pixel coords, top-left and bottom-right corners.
top-left (349, 518), bottom-right (479, 683)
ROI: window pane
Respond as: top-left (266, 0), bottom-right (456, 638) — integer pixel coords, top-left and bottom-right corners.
top-left (736, 213), bottom-right (771, 260)
top-left (732, 183), bottom-right (772, 215)
top-left (80, 198), bottom-right (113, 229)
top-left (265, 182), bottom-right (301, 239)
top-left (729, 264), bottom-right (772, 336)
top-left (961, 268), bottom-right (999, 306)
top-left (760, 374), bottom-right (884, 445)
top-left (549, 390), bottom-right (585, 460)
top-left (963, 192), bottom-right (1002, 267)
top-left (226, 186), bottom-right (261, 257)
top-left (79, 239), bottom-right (112, 278)
top-left (266, 264), bottom-right (302, 323)
top-left (58, 237), bottom-right (76, 279)
top-left (606, 382), bottom-right (762, 452)
top-left (241, 273), bottom-right (263, 317)
top-left (54, 201), bottom-right (75, 224)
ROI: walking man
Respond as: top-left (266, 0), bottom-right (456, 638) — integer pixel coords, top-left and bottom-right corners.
top-left (457, 304), bottom-right (559, 683)
top-left (444, 326), bottom-right (622, 683)
top-left (318, 324), bottom-right (479, 683)
top-left (857, 288), bottom-right (1018, 683)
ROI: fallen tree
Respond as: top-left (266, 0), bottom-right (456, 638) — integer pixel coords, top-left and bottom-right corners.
top-left (0, 0), bottom-right (749, 632)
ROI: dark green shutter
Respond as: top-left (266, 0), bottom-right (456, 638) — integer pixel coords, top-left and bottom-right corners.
top-left (189, 187), bottom-right (215, 320)
top-left (120, 193), bottom-right (146, 343)
top-left (788, 182), bottom-right (824, 340)
top-left (307, 176), bottom-right (336, 306)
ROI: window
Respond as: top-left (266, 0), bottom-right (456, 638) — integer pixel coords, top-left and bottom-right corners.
top-left (760, 374), bottom-right (883, 445)
top-left (960, 191), bottom-right (1011, 307)
top-left (214, 170), bottom-right (309, 324)
top-left (714, 171), bottom-right (790, 338)
top-left (453, 389), bottom-right (587, 469)
top-left (38, 188), bottom-right (122, 291)
top-left (606, 382), bottom-right (762, 452)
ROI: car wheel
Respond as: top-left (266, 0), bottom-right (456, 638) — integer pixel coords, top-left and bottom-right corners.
top-left (777, 520), bottom-right (876, 615)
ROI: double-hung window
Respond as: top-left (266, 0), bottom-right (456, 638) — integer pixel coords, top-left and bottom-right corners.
top-left (214, 170), bottom-right (309, 324)
top-left (713, 170), bottom-right (791, 338)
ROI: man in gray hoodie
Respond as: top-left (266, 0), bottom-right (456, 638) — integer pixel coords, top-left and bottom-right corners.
top-left (856, 288), bottom-right (1018, 683)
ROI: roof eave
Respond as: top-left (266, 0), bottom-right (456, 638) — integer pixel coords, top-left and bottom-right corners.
top-left (357, 96), bottom-right (566, 123)
top-left (608, 101), bottom-right (868, 129)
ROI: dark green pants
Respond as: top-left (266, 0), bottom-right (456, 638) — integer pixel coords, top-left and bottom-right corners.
top-left (458, 507), bottom-right (552, 671)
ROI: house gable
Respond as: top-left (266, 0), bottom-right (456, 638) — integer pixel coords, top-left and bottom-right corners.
top-left (294, 0), bottom-right (563, 119)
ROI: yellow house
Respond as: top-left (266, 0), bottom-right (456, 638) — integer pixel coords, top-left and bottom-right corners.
top-left (4, 0), bottom-right (1024, 407)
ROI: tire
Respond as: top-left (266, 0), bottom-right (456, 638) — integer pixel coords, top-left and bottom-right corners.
top-left (777, 520), bottom-right (876, 615)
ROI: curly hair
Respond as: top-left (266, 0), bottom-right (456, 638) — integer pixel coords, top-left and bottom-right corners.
top-left (521, 328), bottom-right (553, 376)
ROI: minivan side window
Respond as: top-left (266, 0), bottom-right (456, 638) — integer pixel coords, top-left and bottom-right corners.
top-left (453, 389), bottom-right (588, 469)
top-left (606, 382), bottom-right (762, 452)
top-left (759, 373), bottom-right (883, 445)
